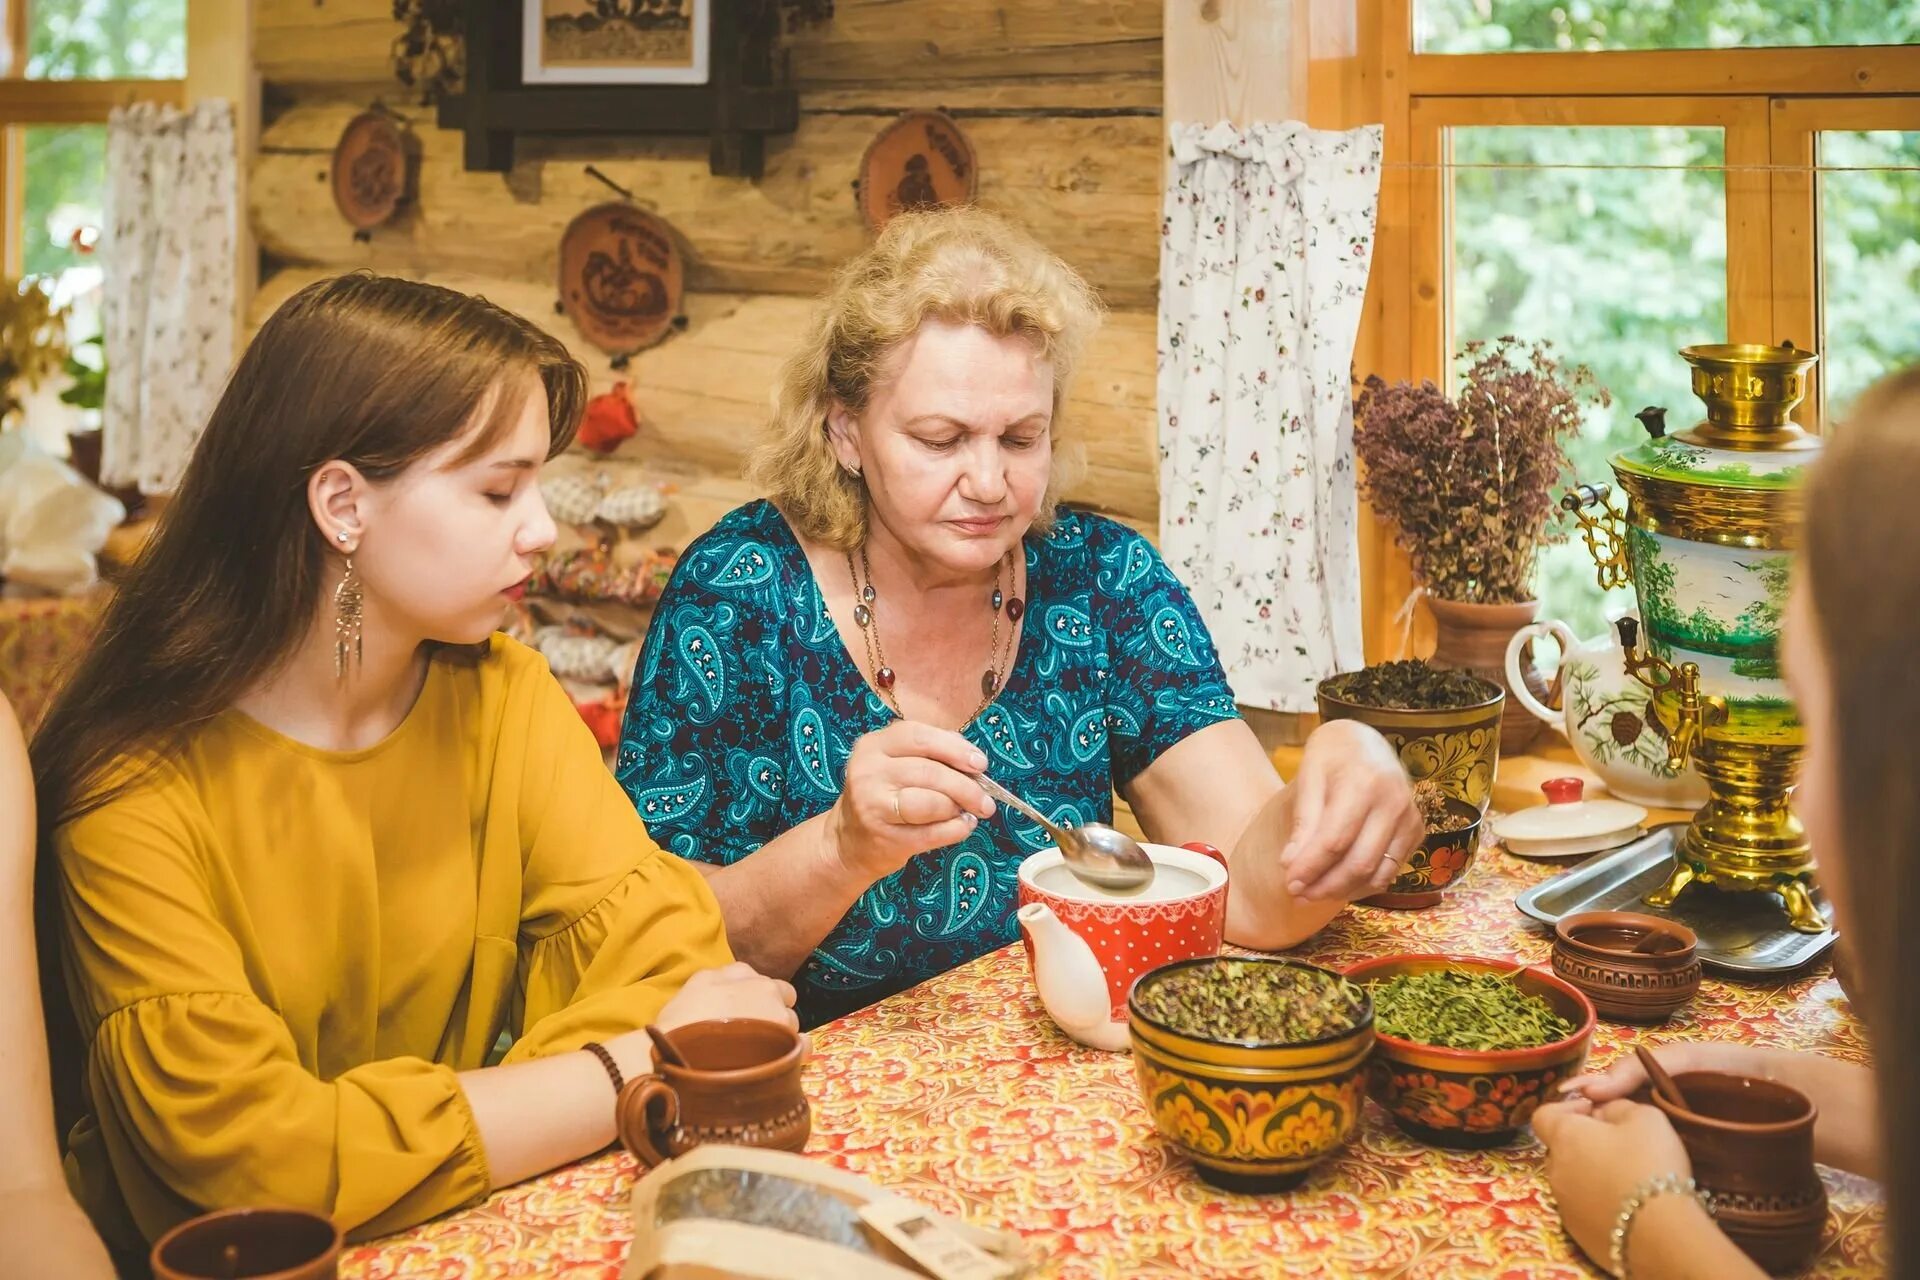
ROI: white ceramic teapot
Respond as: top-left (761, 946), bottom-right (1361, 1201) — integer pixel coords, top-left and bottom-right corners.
top-left (1015, 842), bottom-right (1229, 1051)
top-left (1504, 617), bottom-right (1709, 811)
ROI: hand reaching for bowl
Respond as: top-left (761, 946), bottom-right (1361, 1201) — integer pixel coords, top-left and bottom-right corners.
top-left (1277, 719), bottom-right (1425, 902)
top-left (825, 721), bottom-right (995, 883)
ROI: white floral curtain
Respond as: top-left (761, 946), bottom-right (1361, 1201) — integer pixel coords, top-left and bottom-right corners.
top-left (101, 100), bottom-right (237, 495)
top-left (1158, 121), bottom-right (1383, 713)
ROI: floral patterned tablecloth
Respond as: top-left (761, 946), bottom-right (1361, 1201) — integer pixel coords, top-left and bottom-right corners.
top-left (0, 592), bottom-right (103, 728)
top-left (343, 838), bottom-right (1882, 1279)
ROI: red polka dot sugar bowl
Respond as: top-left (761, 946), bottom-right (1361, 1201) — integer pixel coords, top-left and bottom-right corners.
top-left (1016, 841), bottom-right (1229, 1051)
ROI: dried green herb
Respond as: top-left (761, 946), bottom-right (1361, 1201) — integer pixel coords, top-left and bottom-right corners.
top-left (1135, 960), bottom-right (1369, 1044)
top-left (1370, 969), bottom-right (1573, 1051)
top-left (1321, 660), bottom-right (1500, 711)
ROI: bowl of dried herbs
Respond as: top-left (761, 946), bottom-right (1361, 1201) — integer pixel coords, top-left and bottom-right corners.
top-left (1363, 784), bottom-right (1485, 911)
top-left (1127, 957), bottom-right (1375, 1192)
top-left (1343, 953), bottom-right (1595, 1148)
top-left (1317, 660), bottom-right (1505, 815)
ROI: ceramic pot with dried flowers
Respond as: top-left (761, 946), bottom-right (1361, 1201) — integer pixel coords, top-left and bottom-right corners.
top-left (1353, 337), bottom-right (1608, 754)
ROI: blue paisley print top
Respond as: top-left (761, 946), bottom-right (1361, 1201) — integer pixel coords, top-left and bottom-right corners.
top-left (616, 500), bottom-right (1239, 1027)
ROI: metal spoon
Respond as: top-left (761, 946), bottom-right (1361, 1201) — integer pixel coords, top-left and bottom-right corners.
top-left (971, 771), bottom-right (1155, 893)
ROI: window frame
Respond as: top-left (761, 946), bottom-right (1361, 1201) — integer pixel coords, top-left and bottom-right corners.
top-left (0, 0), bottom-right (186, 276)
top-left (1352, 0), bottom-right (1920, 659)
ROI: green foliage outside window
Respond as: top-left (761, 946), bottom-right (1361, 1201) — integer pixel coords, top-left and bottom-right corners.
top-left (1420, 0), bottom-right (1920, 53)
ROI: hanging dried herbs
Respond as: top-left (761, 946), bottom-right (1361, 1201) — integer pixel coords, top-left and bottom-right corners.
top-left (1353, 337), bottom-right (1609, 605)
top-left (1134, 960), bottom-right (1370, 1044)
top-left (1320, 659), bottom-right (1499, 711)
top-left (1370, 969), bottom-right (1573, 1051)
top-left (391, 0), bottom-right (465, 104)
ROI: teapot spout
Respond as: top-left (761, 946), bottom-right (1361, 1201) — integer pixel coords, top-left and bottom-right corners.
top-left (1017, 903), bottom-right (1128, 1051)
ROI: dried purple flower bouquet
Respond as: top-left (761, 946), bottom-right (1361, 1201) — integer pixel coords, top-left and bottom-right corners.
top-left (1353, 337), bottom-right (1609, 605)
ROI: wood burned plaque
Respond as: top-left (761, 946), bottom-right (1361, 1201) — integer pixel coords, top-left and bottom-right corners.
top-left (330, 111), bottom-right (415, 231)
top-left (557, 203), bottom-right (685, 358)
top-left (856, 111), bottom-right (978, 232)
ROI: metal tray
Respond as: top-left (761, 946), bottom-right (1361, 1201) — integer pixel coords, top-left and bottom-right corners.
top-left (1513, 824), bottom-right (1838, 975)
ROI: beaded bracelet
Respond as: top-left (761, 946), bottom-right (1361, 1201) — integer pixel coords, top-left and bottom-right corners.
top-left (582, 1041), bottom-right (625, 1097)
top-left (1608, 1173), bottom-right (1714, 1278)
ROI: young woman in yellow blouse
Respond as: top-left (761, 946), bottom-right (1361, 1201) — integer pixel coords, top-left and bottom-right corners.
top-left (29, 274), bottom-right (796, 1261)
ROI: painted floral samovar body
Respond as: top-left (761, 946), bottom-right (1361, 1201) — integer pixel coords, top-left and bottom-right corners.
top-left (1565, 342), bottom-right (1824, 933)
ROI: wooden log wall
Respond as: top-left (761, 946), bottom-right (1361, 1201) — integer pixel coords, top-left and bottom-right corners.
top-left (250, 0), bottom-right (1166, 536)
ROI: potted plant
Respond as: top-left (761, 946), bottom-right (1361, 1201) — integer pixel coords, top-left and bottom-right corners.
top-left (1316, 660), bottom-right (1502, 909)
top-left (1353, 336), bottom-right (1608, 753)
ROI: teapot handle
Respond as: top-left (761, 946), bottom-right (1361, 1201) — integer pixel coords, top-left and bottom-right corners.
top-left (1504, 622), bottom-right (1576, 728)
top-left (1181, 842), bottom-right (1229, 919)
top-left (1180, 841), bottom-right (1228, 873)
top-left (615, 1074), bottom-right (680, 1169)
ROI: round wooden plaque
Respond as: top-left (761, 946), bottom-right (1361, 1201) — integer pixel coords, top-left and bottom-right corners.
top-left (856, 111), bottom-right (978, 232)
top-left (330, 111), bottom-right (414, 231)
top-left (557, 203), bottom-right (685, 358)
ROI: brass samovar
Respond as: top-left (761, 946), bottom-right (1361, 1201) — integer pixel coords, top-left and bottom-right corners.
top-left (1565, 342), bottom-right (1825, 933)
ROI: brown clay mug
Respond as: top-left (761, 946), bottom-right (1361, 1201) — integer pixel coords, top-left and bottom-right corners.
top-left (615, 1018), bottom-right (810, 1167)
top-left (150, 1206), bottom-right (341, 1280)
top-left (1652, 1071), bottom-right (1828, 1273)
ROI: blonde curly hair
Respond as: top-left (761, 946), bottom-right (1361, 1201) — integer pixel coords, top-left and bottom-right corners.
top-left (747, 206), bottom-right (1105, 550)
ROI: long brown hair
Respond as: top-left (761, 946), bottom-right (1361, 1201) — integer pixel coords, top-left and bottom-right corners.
top-left (30, 273), bottom-right (585, 1132)
top-left (1801, 363), bottom-right (1920, 1279)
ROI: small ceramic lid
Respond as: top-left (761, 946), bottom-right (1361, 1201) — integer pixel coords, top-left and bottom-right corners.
top-left (1493, 778), bottom-right (1646, 844)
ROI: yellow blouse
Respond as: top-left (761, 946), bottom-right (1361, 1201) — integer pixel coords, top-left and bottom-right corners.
top-left (53, 636), bottom-right (731, 1248)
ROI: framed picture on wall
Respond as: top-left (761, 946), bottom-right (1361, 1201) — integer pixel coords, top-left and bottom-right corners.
top-left (522, 1), bottom-right (712, 86)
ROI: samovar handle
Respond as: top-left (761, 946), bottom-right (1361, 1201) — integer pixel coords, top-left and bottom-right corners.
top-left (1561, 484), bottom-right (1632, 591)
top-left (1616, 618), bottom-right (1729, 771)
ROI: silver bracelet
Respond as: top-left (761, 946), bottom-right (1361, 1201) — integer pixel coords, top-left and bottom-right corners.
top-left (1608, 1173), bottom-right (1713, 1278)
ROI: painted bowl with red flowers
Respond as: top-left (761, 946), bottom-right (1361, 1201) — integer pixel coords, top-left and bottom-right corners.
top-left (1343, 953), bottom-right (1595, 1148)
top-left (1361, 797), bottom-right (1483, 910)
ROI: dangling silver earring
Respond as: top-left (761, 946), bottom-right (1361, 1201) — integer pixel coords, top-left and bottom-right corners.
top-left (334, 557), bottom-right (364, 679)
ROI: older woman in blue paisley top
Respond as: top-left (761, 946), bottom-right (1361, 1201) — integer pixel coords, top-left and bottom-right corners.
top-left (618, 208), bottom-right (1422, 1027)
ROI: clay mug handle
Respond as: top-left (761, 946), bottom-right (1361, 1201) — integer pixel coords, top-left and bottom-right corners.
top-left (614, 1073), bottom-right (680, 1168)
top-left (1504, 622), bottom-right (1577, 727)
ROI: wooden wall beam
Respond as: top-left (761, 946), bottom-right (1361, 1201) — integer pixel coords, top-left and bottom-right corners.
top-left (249, 269), bottom-right (1163, 526)
top-left (256, 0), bottom-right (1163, 112)
top-left (1164, 0), bottom-right (1305, 127)
top-left (189, 0), bottom-right (258, 362)
top-left (253, 100), bottom-right (1160, 307)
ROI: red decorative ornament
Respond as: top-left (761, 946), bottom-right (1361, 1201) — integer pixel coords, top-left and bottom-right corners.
top-left (876, 666), bottom-right (897, 691)
top-left (1006, 597), bottom-right (1025, 622)
top-left (578, 380), bottom-right (640, 453)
